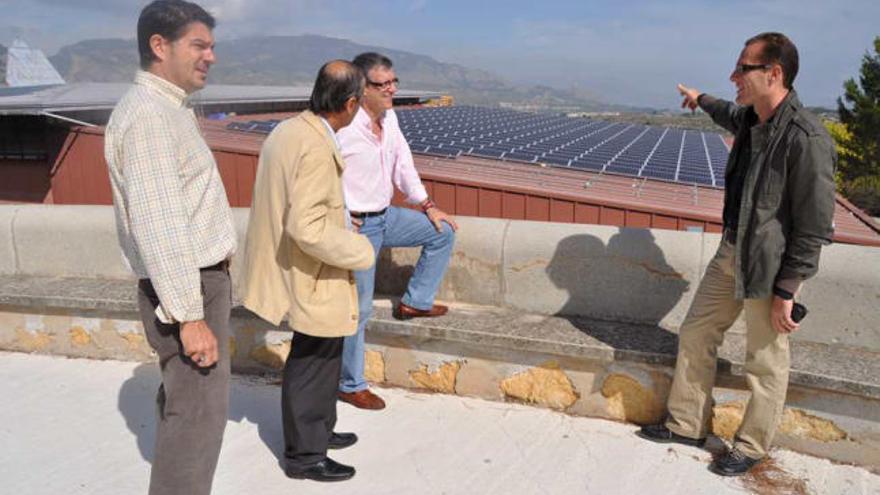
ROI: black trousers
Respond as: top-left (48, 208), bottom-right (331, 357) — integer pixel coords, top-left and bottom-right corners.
top-left (282, 331), bottom-right (344, 469)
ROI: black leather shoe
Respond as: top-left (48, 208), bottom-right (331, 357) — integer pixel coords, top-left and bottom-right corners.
top-left (709, 448), bottom-right (762, 476)
top-left (328, 432), bottom-right (358, 450)
top-left (636, 424), bottom-right (706, 447)
top-left (285, 457), bottom-right (355, 482)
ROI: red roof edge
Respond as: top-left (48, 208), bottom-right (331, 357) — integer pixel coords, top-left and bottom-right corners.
top-left (835, 193), bottom-right (880, 236)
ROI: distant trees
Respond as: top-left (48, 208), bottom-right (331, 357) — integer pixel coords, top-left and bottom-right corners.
top-left (835, 37), bottom-right (880, 215)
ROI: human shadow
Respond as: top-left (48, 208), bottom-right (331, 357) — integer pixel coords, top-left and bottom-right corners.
top-left (118, 361), bottom-right (284, 464)
top-left (226, 373), bottom-right (285, 462)
top-left (545, 228), bottom-right (689, 359)
top-left (117, 363), bottom-right (161, 462)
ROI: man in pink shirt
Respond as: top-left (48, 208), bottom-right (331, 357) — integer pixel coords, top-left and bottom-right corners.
top-left (336, 52), bottom-right (458, 410)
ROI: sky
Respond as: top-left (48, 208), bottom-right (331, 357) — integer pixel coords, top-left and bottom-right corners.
top-left (0, 0), bottom-right (877, 109)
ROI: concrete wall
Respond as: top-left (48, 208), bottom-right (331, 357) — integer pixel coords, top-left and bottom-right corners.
top-left (1, 204), bottom-right (878, 349)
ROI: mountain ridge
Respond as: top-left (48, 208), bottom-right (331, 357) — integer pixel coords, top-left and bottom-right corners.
top-left (45, 35), bottom-right (647, 112)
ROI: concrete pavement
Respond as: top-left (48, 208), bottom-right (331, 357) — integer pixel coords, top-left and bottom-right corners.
top-left (1, 351), bottom-right (878, 495)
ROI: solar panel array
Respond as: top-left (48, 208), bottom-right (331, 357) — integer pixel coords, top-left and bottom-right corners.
top-left (397, 106), bottom-right (729, 187)
top-left (225, 105), bottom-right (730, 188)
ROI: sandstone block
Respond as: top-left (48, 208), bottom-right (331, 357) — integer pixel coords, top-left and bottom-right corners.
top-left (69, 327), bottom-right (91, 347)
top-left (600, 373), bottom-right (665, 425)
top-left (781, 409), bottom-right (847, 442)
top-left (499, 361), bottom-right (578, 410)
top-left (121, 332), bottom-right (145, 348)
top-left (711, 401), bottom-right (848, 442)
top-left (409, 361), bottom-right (461, 393)
top-left (15, 329), bottom-right (54, 351)
top-left (364, 350), bottom-right (385, 383)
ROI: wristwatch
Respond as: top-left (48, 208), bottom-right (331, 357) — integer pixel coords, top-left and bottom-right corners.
top-left (772, 286), bottom-right (794, 300)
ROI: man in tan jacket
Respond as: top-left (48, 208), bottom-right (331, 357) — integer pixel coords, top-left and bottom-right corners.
top-left (238, 60), bottom-right (374, 482)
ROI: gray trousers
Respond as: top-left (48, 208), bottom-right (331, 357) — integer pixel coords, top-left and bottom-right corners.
top-left (137, 268), bottom-right (232, 495)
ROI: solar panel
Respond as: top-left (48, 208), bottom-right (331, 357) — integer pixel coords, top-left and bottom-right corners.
top-left (226, 106), bottom-right (731, 188)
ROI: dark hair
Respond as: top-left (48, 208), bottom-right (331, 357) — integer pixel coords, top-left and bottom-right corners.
top-left (745, 32), bottom-right (799, 89)
top-left (352, 52), bottom-right (393, 75)
top-left (137, 0), bottom-right (215, 69)
top-left (309, 60), bottom-right (365, 114)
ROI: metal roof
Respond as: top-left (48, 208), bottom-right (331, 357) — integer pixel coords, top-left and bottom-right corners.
top-left (192, 112), bottom-right (880, 247)
top-left (0, 82), bottom-right (438, 115)
top-left (60, 110), bottom-right (880, 247)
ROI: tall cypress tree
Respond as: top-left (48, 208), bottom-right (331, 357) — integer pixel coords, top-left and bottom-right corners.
top-left (837, 37), bottom-right (880, 214)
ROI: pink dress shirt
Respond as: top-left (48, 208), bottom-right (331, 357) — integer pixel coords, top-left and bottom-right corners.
top-left (338, 107), bottom-right (428, 212)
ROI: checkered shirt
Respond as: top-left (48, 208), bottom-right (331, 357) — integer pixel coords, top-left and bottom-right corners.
top-left (105, 71), bottom-right (237, 323)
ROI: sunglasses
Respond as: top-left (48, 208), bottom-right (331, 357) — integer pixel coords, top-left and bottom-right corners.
top-left (733, 63), bottom-right (771, 75)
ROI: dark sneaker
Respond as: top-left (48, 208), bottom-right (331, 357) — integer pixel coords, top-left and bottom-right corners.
top-left (709, 448), bottom-right (763, 476)
top-left (636, 424), bottom-right (707, 447)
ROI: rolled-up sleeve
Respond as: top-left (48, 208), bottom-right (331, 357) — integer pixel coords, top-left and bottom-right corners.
top-left (389, 113), bottom-right (428, 204)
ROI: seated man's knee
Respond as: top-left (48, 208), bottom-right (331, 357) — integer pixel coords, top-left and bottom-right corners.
top-left (439, 222), bottom-right (456, 244)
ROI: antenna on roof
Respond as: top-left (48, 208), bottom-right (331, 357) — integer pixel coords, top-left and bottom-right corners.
top-left (5, 39), bottom-right (65, 88)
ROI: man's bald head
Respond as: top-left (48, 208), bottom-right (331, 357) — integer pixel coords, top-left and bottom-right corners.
top-left (309, 60), bottom-right (365, 115)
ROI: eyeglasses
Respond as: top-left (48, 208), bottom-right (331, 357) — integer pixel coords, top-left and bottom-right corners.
top-left (733, 63), bottom-right (771, 75)
top-left (366, 77), bottom-right (399, 90)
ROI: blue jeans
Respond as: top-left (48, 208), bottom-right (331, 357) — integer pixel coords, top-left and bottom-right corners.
top-left (340, 206), bottom-right (455, 393)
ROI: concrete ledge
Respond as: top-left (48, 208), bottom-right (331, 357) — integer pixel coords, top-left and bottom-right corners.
top-left (2, 274), bottom-right (880, 469)
top-left (1, 274), bottom-right (877, 401)
top-left (12, 205), bottom-right (133, 279)
top-left (2, 205), bottom-right (878, 350)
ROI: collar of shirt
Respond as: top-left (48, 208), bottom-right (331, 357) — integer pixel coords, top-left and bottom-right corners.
top-left (352, 105), bottom-right (386, 144)
top-left (319, 116), bottom-right (341, 149)
top-left (318, 115), bottom-right (353, 230)
top-left (135, 70), bottom-right (189, 109)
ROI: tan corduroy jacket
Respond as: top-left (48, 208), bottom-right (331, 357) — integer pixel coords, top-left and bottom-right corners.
top-left (238, 111), bottom-right (374, 337)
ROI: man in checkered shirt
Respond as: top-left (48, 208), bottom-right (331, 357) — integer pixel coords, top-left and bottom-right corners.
top-left (104, 2), bottom-right (235, 494)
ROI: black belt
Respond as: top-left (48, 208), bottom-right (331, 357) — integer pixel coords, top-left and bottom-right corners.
top-left (139, 260), bottom-right (228, 286)
top-left (350, 208), bottom-right (387, 219)
top-left (201, 259), bottom-right (229, 272)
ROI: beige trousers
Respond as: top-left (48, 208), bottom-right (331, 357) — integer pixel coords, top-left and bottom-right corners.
top-left (665, 240), bottom-right (790, 459)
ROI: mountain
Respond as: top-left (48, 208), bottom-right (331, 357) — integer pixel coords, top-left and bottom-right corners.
top-left (48, 35), bottom-right (639, 112)
top-left (50, 38), bottom-right (138, 83)
top-left (0, 43), bottom-right (7, 85)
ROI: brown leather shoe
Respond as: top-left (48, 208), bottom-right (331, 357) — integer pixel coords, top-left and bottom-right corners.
top-left (393, 302), bottom-right (449, 320)
top-left (337, 389), bottom-right (386, 410)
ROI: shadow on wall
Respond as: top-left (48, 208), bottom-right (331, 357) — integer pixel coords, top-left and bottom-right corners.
top-left (118, 363), bottom-right (283, 464)
top-left (374, 249), bottom-right (414, 297)
top-left (546, 228), bottom-right (689, 357)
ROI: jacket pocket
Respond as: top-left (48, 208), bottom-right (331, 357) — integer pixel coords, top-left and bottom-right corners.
top-left (756, 152), bottom-right (786, 209)
top-left (309, 262), bottom-right (326, 302)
